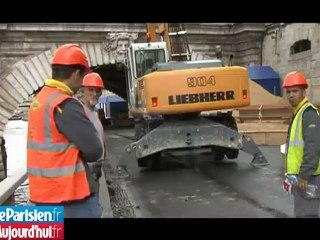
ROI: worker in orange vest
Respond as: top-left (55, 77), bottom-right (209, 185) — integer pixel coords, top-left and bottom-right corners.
top-left (76, 72), bottom-right (116, 196)
top-left (27, 44), bottom-right (103, 218)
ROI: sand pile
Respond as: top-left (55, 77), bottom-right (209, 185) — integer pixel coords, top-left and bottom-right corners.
top-left (201, 79), bottom-right (289, 116)
top-left (249, 80), bottom-right (288, 106)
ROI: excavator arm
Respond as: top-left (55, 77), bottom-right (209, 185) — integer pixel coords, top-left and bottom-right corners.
top-left (146, 23), bottom-right (191, 61)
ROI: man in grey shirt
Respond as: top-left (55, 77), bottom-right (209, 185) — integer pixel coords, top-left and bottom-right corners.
top-left (27, 44), bottom-right (103, 218)
top-left (76, 72), bottom-right (108, 196)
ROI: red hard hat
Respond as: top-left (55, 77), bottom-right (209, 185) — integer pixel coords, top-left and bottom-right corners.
top-left (282, 71), bottom-right (308, 88)
top-left (51, 44), bottom-right (91, 73)
top-left (82, 72), bottom-right (104, 89)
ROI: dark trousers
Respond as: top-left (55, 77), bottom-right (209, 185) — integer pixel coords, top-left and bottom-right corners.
top-left (292, 175), bottom-right (320, 218)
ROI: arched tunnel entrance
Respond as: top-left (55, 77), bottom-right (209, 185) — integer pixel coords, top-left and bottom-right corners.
top-left (0, 40), bottom-right (136, 181)
top-left (93, 63), bottom-right (127, 100)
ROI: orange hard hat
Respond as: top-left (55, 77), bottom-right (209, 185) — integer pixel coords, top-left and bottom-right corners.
top-left (282, 71), bottom-right (308, 88)
top-left (51, 44), bottom-right (91, 73)
top-left (82, 72), bottom-right (104, 89)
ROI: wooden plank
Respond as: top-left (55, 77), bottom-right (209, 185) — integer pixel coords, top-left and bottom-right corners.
top-left (237, 104), bottom-right (292, 123)
top-left (239, 103), bottom-right (290, 110)
top-left (240, 130), bottom-right (287, 146)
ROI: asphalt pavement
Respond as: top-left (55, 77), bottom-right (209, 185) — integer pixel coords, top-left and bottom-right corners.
top-left (105, 128), bottom-right (295, 218)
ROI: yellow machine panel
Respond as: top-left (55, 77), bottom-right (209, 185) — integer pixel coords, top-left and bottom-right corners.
top-left (133, 66), bottom-right (250, 115)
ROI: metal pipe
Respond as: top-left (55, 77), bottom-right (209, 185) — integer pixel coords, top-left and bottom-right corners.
top-left (0, 166), bottom-right (27, 205)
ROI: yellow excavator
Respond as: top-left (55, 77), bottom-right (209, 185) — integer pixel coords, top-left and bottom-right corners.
top-left (124, 23), bottom-right (269, 169)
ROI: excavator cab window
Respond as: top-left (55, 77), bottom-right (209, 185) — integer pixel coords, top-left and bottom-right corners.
top-left (145, 58), bottom-right (154, 73)
top-left (135, 49), bottom-right (166, 77)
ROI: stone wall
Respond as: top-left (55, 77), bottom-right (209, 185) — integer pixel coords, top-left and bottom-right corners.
top-left (262, 23), bottom-right (320, 103)
top-left (2, 23), bottom-right (320, 181)
top-left (187, 23), bottom-right (265, 66)
top-left (0, 23), bottom-right (145, 74)
top-left (0, 23), bottom-right (266, 74)
top-left (0, 23), bottom-right (267, 181)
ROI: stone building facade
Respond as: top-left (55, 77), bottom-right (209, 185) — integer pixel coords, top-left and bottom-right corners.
top-left (262, 23), bottom-right (320, 103)
top-left (0, 23), bottom-right (319, 181)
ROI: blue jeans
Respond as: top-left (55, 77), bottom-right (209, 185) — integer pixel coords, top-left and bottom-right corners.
top-left (63, 195), bottom-right (102, 218)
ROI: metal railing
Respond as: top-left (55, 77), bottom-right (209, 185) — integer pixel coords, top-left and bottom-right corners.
top-left (0, 167), bottom-right (27, 205)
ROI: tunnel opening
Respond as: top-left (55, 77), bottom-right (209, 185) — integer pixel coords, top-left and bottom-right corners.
top-left (93, 63), bottom-right (128, 101)
top-left (0, 45), bottom-right (133, 181)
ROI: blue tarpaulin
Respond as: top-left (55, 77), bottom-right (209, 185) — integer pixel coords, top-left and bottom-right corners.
top-left (98, 95), bottom-right (125, 103)
top-left (98, 95), bottom-right (127, 119)
top-left (247, 66), bottom-right (281, 96)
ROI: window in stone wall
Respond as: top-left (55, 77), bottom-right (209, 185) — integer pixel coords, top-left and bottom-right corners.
top-left (290, 39), bottom-right (311, 55)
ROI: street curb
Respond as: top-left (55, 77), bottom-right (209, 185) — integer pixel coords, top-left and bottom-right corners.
top-left (99, 171), bottom-right (113, 218)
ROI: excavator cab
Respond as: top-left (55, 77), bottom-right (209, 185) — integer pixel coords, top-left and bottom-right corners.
top-left (125, 42), bottom-right (169, 110)
top-left (142, 58), bottom-right (154, 75)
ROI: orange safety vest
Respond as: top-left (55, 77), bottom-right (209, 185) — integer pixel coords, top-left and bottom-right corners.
top-left (27, 86), bottom-right (90, 203)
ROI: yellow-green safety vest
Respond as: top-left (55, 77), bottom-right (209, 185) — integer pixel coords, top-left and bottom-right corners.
top-left (286, 102), bottom-right (320, 175)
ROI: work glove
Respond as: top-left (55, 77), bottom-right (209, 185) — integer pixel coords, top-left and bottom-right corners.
top-left (283, 175), bottom-right (292, 195)
top-left (92, 161), bottom-right (102, 180)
